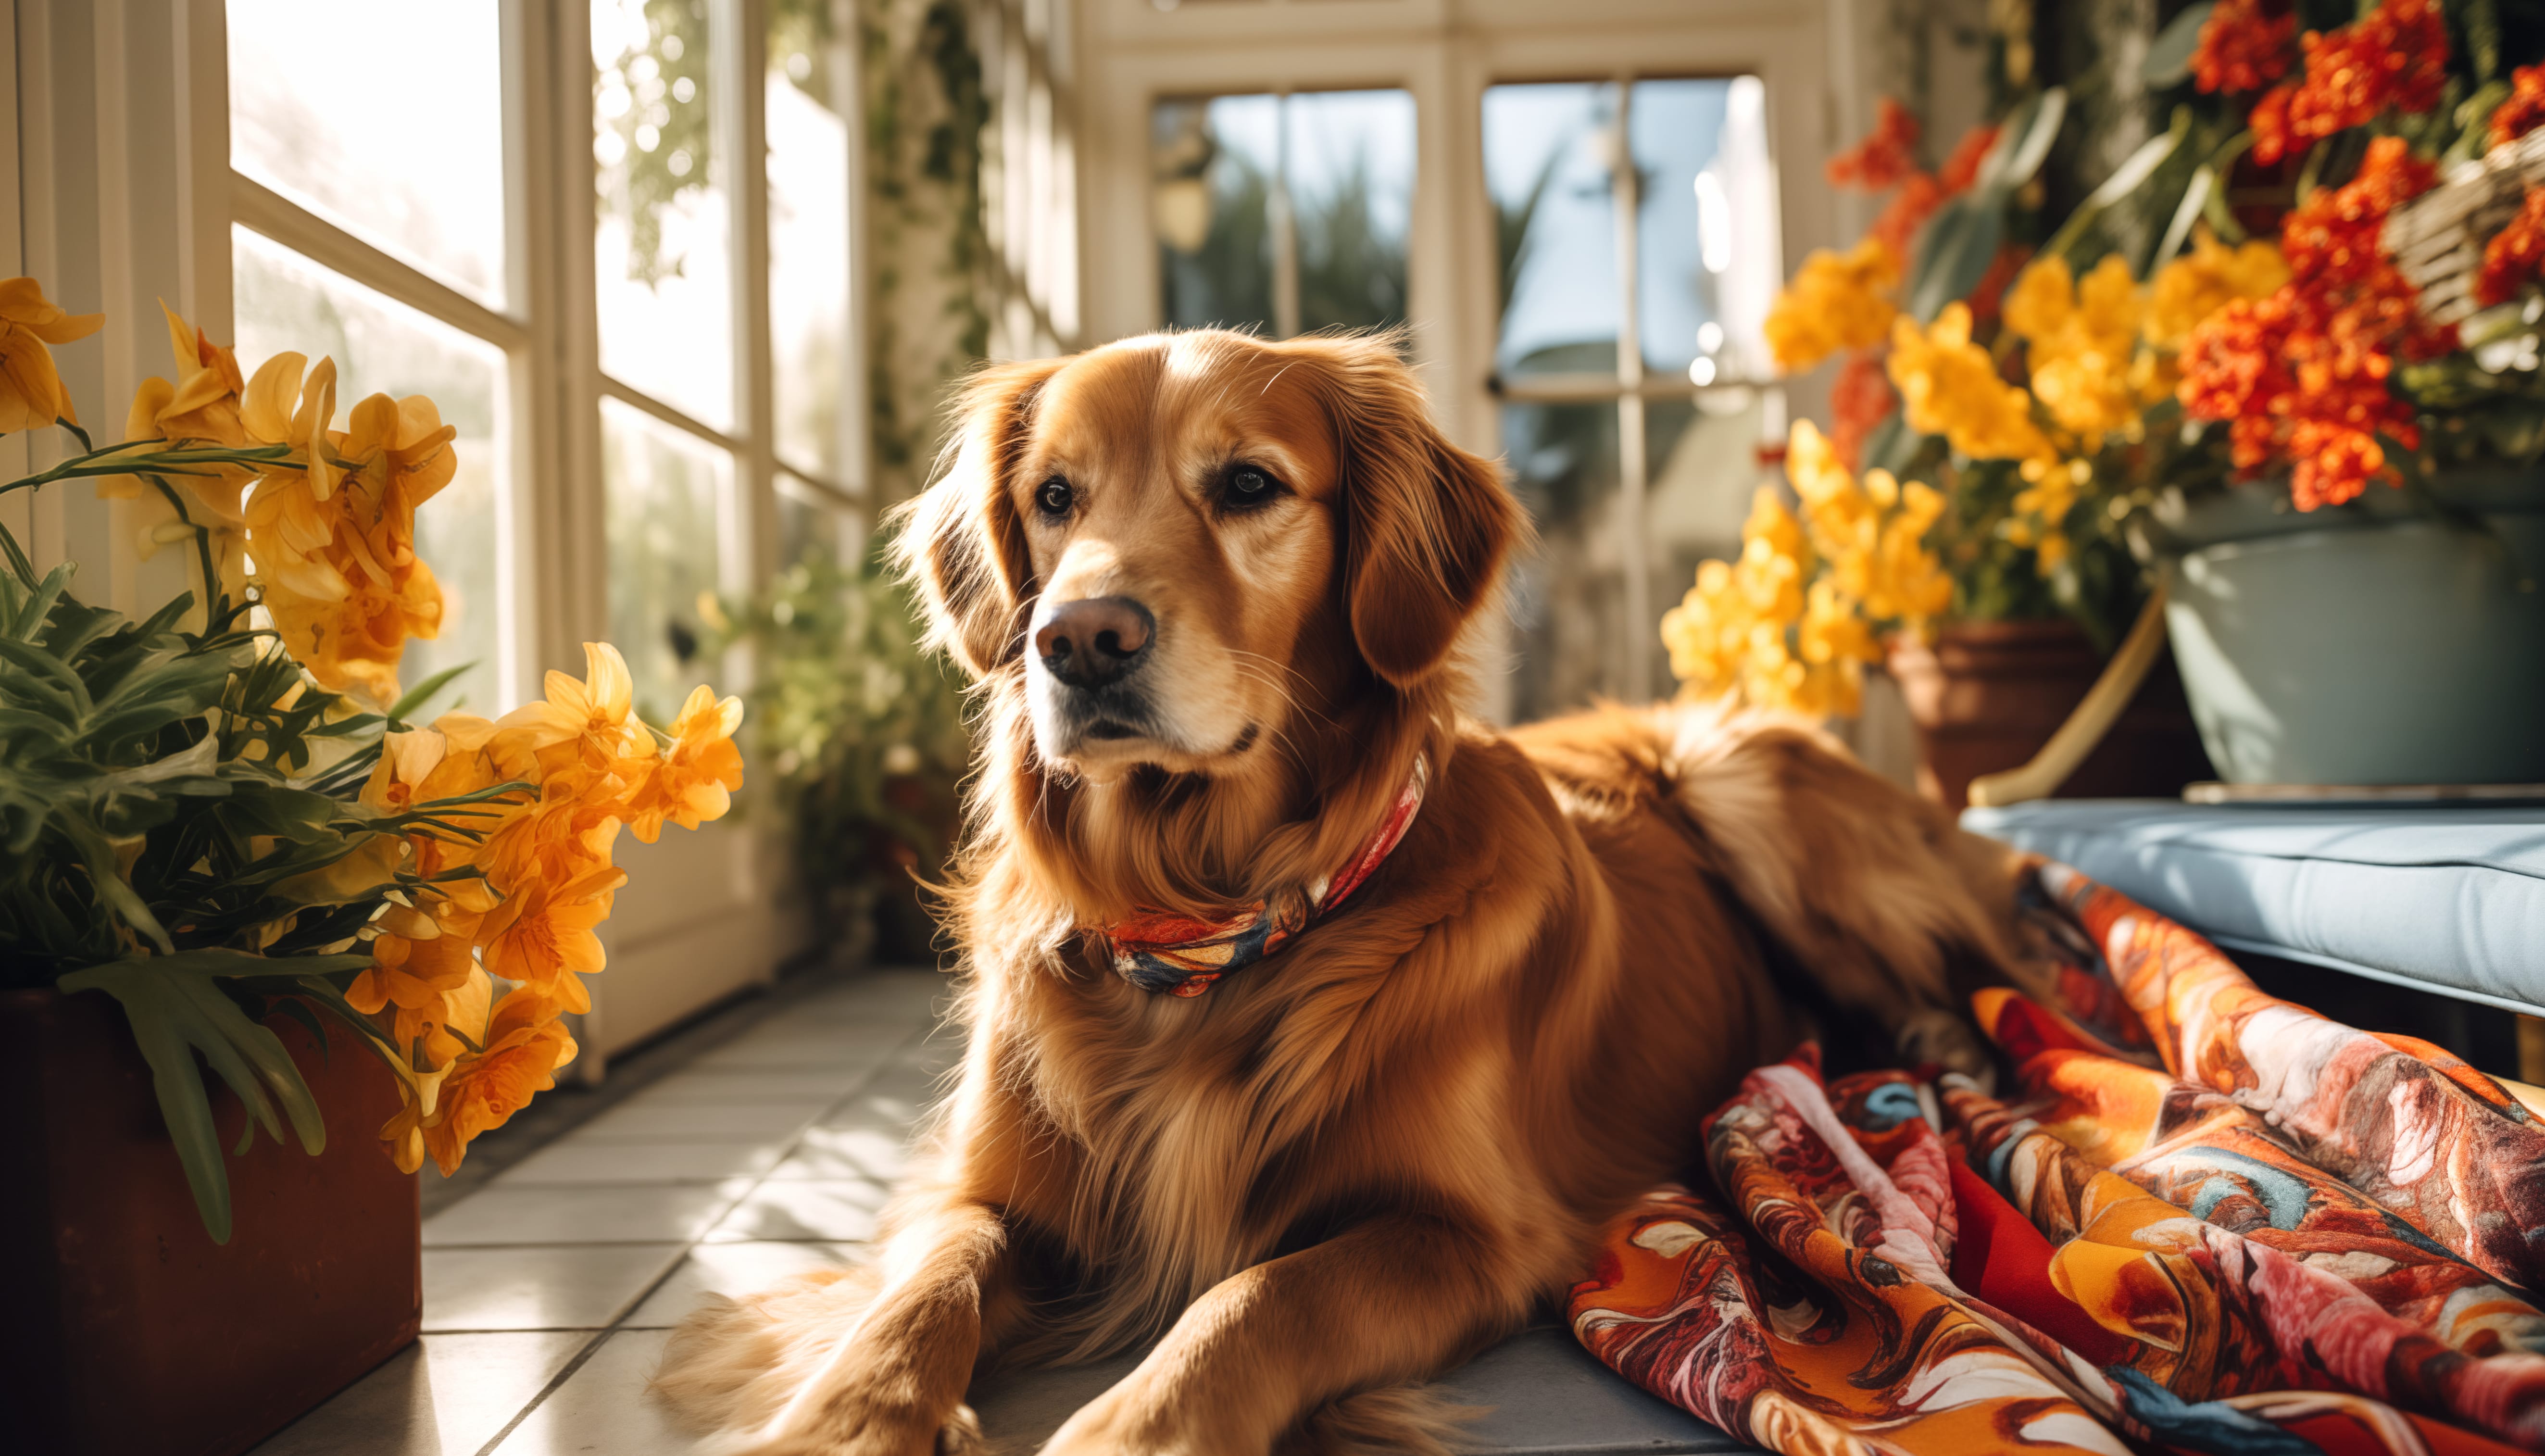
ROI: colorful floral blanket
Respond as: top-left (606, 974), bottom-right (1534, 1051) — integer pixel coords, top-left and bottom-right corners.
top-left (1571, 862), bottom-right (2545, 1456)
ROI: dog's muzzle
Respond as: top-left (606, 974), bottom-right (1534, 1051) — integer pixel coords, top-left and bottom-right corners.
top-left (1030, 595), bottom-right (1159, 743)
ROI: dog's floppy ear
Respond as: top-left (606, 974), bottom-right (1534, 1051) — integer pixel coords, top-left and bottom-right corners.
top-left (1305, 338), bottom-right (1528, 687)
top-left (888, 358), bottom-right (1065, 677)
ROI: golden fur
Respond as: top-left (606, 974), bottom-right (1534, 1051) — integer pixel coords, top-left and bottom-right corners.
top-left (655, 331), bottom-right (2024, 1456)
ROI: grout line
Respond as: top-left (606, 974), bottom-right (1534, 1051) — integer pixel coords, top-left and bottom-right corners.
top-left (461, 1002), bottom-right (948, 1452)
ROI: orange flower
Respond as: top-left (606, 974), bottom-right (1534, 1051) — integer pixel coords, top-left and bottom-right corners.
top-left (417, 992), bottom-right (577, 1177)
top-left (0, 277), bottom-right (102, 433)
top-left (495, 642), bottom-right (656, 777)
top-left (349, 908), bottom-right (482, 1018)
top-left (1828, 99), bottom-right (1920, 191)
top-left (619, 685), bottom-right (745, 843)
top-left (2492, 64), bottom-right (2545, 149)
top-left (2252, 0), bottom-right (2447, 165)
top-left (2180, 137), bottom-right (2450, 510)
top-left (2479, 186), bottom-right (2545, 308)
top-left (2193, 0), bottom-right (2295, 96)
top-left (1934, 124), bottom-right (1999, 195)
top-left (477, 868), bottom-right (625, 1015)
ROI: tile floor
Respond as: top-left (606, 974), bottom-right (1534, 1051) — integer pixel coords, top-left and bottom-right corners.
top-left (250, 967), bottom-right (1743, 1456)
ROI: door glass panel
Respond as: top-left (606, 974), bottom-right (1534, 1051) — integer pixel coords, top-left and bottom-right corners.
top-left (767, 11), bottom-right (852, 482)
top-left (1286, 90), bottom-right (1415, 334)
top-left (1632, 75), bottom-right (1779, 382)
top-left (227, 0), bottom-right (509, 308)
top-left (1154, 94), bottom-right (1279, 333)
top-left (1483, 82), bottom-right (1618, 379)
top-left (1502, 402), bottom-right (1622, 723)
top-left (602, 397), bottom-right (729, 722)
top-left (594, 0), bottom-right (734, 432)
top-left (232, 228), bottom-right (511, 714)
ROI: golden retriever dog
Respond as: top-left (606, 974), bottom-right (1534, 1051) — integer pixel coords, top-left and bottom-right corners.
top-left (656, 330), bottom-right (2025, 1456)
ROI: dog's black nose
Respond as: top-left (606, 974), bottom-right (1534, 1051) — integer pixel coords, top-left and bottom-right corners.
top-left (1032, 597), bottom-right (1154, 688)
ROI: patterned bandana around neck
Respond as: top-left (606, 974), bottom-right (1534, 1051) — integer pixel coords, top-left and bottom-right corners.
top-left (1098, 757), bottom-right (1430, 998)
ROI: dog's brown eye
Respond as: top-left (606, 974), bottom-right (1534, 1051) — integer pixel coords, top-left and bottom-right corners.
top-left (1036, 477), bottom-right (1074, 518)
top-left (1223, 465), bottom-right (1280, 510)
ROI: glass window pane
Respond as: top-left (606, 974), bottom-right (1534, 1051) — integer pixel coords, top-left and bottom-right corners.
top-left (1287, 90), bottom-right (1415, 335)
top-left (777, 476), bottom-right (862, 570)
top-left (1483, 82), bottom-right (1619, 378)
top-left (1154, 94), bottom-right (1278, 333)
top-left (1643, 392), bottom-right (1767, 691)
top-left (1501, 401), bottom-right (1623, 722)
top-left (602, 397), bottom-right (729, 723)
top-left (227, 1), bottom-right (509, 308)
top-left (594, 0), bottom-right (734, 433)
top-left (1632, 76), bottom-right (1779, 381)
top-left (231, 227), bottom-right (512, 715)
top-left (767, 13), bottom-right (851, 481)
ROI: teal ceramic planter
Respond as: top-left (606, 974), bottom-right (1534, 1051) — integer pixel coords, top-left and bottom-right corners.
top-left (2145, 472), bottom-right (2545, 786)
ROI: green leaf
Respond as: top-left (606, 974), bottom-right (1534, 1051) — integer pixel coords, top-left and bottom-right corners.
top-left (2142, 2), bottom-right (2215, 89)
top-left (388, 663), bottom-right (473, 727)
top-left (1975, 89), bottom-right (2067, 194)
top-left (54, 953), bottom-right (349, 1242)
top-left (7, 561), bottom-right (74, 641)
top-left (1906, 197), bottom-right (2005, 322)
top-left (2152, 164), bottom-right (2216, 269)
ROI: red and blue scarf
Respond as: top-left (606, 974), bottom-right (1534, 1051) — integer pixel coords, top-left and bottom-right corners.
top-left (1098, 758), bottom-right (1429, 997)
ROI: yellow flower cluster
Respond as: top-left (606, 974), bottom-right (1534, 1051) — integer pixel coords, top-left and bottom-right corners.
top-left (355, 643), bottom-right (746, 1176)
top-left (2004, 255), bottom-right (2157, 446)
top-left (100, 308), bottom-right (456, 704)
top-left (1660, 421), bottom-right (1952, 718)
top-left (1887, 303), bottom-right (2060, 471)
top-left (2146, 227), bottom-right (2290, 350)
top-left (1764, 240), bottom-right (1901, 373)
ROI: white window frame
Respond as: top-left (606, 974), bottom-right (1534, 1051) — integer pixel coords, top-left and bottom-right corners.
top-left (8, 0), bottom-right (884, 1067)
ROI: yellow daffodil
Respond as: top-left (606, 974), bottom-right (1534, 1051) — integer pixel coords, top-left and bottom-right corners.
top-left (620, 685), bottom-right (747, 843)
top-left (418, 992), bottom-right (577, 1177)
top-left (0, 276), bottom-right (102, 433)
top-left (2005, 255), bottom-right (2152, 445)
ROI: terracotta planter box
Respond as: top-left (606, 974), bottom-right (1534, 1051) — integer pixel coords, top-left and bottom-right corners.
top-left (1886, 619), bottom-right (2215, 811)
top-left (0, 987), bottom-right (421, 1456)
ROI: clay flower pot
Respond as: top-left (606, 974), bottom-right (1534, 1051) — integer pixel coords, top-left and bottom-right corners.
top-left (1886, 619), bottom-right (2215, 810)
top-left (0, 988), bottom-right (421, 1456)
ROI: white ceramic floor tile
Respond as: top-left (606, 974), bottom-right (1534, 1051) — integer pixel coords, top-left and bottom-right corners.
top-left (495, 1139), bottom-right (784, 1187)
top-left (619, 1068), bottom-right (873, 1105)
top-left (705, 1179), bottom-right (891, 1243)
top-left (424, 1184), bottom-right (743, 1248)
top-left (815, 1079), bottom-right (938, 1134)
top-left (424, 1243), bottom-right (688, 1331)
top-left (568, 1100), bottom-right (824, 1143)
top-left (619, 1241), bottom-right (868, 1329)
top-left (489, 1328), bottom-right (700, 1456)
top-left (765, 1125), bottom-right (911, 1183)
top-left (248, 1330), bottom-right (590, 1456)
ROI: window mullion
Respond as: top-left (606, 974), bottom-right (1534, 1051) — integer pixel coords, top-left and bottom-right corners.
top-left (230, 177), bottom-right (532, 353)
top-left (1609, 76), bottom-right (1649, 705)
top-left (718, 0), bottom-right (777, 606)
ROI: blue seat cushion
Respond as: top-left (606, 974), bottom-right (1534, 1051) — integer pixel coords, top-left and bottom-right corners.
top-left (1961, 800), bottom-right (2545, 1016)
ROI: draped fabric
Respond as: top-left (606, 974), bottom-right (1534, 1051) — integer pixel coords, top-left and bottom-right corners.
top-left (1569, 862), bottom-right (2545, 1456)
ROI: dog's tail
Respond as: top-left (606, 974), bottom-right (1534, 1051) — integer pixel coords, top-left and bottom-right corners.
top-left (1653, 701), bottom-right (2034, 1080)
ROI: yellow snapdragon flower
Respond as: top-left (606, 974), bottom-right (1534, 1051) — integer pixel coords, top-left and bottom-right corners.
top-left (1887, 304), bottom-right (2058, 471)
top-left (1661, 422), bottom-right (1955, 719)
top-left (2005, 255), bottom-right (2153, 445)
top-left (1765, 239), bottom-right (1900, 374)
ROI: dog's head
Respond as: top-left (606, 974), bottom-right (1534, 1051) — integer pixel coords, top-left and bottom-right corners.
top-left (894, 331), bottom-right (1522, 786)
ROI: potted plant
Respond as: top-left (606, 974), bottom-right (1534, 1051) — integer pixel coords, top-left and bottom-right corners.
top-left (2143, 0), bottom-right (2545, 786)
top-left (0, 285), bottom-right (745, 1456)
top-left (1676, 0), bottom-right (2545, 793)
